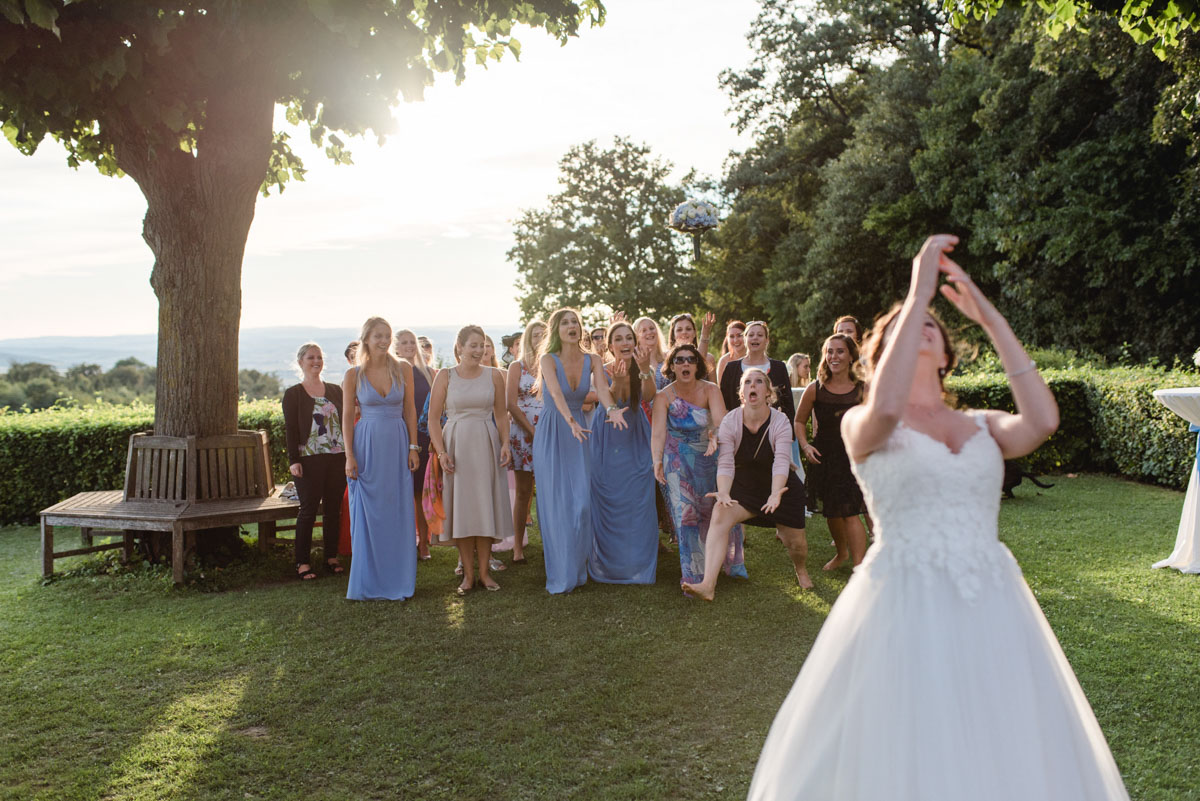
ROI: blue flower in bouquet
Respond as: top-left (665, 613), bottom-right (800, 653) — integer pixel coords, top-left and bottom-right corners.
top-left (669, 199), bottom-right (720, 232)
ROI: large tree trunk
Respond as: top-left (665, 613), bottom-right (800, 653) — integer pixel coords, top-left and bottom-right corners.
top-left (107, 82), bottom-right (275, 437)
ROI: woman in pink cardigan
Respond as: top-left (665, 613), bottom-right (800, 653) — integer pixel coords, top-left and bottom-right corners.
top-left (682, 368), bottom-right (811, 600)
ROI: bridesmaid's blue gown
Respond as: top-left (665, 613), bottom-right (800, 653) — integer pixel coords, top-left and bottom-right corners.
top-left (534, 354), bottom-right (594, 594)
top-left (589, 389), bottom-right (658, 584)
top-left (347, 376), bottom-right (417, 601)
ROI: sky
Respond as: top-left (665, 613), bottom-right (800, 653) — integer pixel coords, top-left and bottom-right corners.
top-left (0, 0), bottom-right (760, 340)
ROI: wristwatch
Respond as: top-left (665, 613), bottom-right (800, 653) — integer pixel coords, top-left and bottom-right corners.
top-left (408, 444), bottom-right (420, 451)
top-left (606, 404), bottom-right (618, 413)
top-left (639, 370), bottom-right (653, 380)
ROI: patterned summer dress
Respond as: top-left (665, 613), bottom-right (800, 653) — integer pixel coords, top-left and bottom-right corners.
top-left (509, 360), bottom-right (543, 472)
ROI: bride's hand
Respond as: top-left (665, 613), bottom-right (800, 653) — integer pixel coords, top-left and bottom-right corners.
top-left (910, 234), bottom-right (958, 305)
top-left (938, 256), bottom-right (998, 327)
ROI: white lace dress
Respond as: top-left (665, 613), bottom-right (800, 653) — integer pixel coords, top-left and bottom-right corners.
top-left (748, 412), bottom-right (1130, 801)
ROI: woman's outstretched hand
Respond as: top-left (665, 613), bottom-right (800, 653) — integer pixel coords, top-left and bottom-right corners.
top-left (761, 487), bottom-right (787, 514)
top-left (606, 407), bottom-right (629, 430)
top-left (911, 234), bottom-right (959, 305)
top-left (568, 418), bottom-right (591, 443)
top-left (706, 490), bottom-right (736, 508)
top-left (938, 256), bottom-right (998, 327)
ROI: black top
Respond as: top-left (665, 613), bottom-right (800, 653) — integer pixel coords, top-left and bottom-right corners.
top-left (719, 358), bottom-right (796, 438)
top-left (282, 382), bottom-right (345, 464)
top-left (729, 422), bottom-right (808, 529)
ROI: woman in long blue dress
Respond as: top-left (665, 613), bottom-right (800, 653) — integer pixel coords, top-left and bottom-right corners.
top-left (589, 321), bottom-right (659, 584)
top-left (534, 307), bottom-right (630, 594)
top-left (652, 342), bottom-right (748, 588)
top-left (343, 316), bottom-right (420, 601)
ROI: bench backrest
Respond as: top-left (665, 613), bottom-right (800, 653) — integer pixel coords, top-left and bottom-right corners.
top-left (124, 430), bottom-right (273, 504)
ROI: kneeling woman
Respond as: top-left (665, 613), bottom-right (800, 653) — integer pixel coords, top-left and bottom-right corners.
top-left (683, 368), bottom-right (810, 601)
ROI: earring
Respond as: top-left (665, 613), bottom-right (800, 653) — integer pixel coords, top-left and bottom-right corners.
top-left (938, 367), bottom-right (948, 378)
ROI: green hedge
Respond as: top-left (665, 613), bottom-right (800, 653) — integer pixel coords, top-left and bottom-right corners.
top-left (0, 368), bottom-right (1196, 524)
top-left (0, 399), bottom-right (288, 525)
top-left (947, 367), bottom-right (1197, 487)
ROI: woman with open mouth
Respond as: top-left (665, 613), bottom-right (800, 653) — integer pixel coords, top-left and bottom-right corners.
top-left (652, 342), bottom-right (748, 590)
top-left (718, 320), bottom-right (797, 436)
top-left (534, 307), bottom-right (629, 594)
top-left (682, 368), bottom-right (811, 601)
top-left (795, 333), bottom-right (869, 570)
top-left (587, 321), bottom-right (659, 584)
top-left (715, 319), bottom-right (747, 385)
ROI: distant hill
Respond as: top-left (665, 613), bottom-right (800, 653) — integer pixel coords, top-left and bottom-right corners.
top-left (0, 324), bottom-right (523, 381)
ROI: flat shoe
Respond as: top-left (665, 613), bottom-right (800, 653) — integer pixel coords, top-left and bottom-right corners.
top-left (484, 583), bottom-right (500, 592)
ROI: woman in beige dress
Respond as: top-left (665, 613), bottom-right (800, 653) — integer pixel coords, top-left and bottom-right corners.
top-left (428, 325), bottom-right (515, 594)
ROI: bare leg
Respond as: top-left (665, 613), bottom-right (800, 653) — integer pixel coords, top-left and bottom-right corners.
top-left (476, 537), bottom-right (499, 590)
top-left (456, 539), bottom-right (475, 592)
top-left (512, 470), bottom-right (534, 561)
top-left (842, 515), bottom-right (868, 566)
top-left (777, 525), bottom-right (813, 589)
top-left (682, 504), bottom-right (753, 601)
top-left (824, 517), bottom-right (849, 570)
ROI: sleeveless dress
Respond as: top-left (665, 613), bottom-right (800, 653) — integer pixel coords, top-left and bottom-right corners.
top-left (440, 367), bottom-right (514, 542)
top-left (589, 378), bottom-right (658, 584)
top-left (748, 413), bottom-right (1130, 801)
top-left (534, 354), bottom-right (594, 594)
top-left (662, 395), bottom-right (747, 585)
top-left (346, 376), bottom-right (417, 601)
top-left (805, 381), bottom-right (867, 518)
top-left (509, 360), bottom-right (543, 472)
top-left (729, 421), bottom-right (807, 530)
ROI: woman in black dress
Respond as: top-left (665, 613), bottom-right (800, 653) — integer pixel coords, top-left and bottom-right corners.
top-left (718, 321), bottom-right (796, 429)
top-left (795, 333), bottom-right (868, 570)
top-left (682, 368), bottom-right (810, 601)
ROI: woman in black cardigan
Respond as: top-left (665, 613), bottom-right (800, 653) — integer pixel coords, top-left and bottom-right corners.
top-left (283, 342), bottom-right (347, 580)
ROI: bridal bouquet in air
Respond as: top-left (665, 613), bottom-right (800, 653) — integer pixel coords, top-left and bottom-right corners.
top-left (669, 199), bottom-right (719, 233)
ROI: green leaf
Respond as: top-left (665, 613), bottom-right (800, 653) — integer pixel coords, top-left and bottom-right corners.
top-left (22, 0), bottom-right (58, 38)
top-left (507, 37), bottom-right (521, 59)
top-left (0, 0), bottom-right (23, 25)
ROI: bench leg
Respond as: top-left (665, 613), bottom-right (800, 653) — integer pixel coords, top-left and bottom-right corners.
top-left (172, 522), bottom-right (185, 585)
top-left (122, 531), bottom-right (135, 564)
top-left (81, 527), bottom-right (93, 547)
top-left (258, 520), bottom-right (276, 552)
top-left (40, 519), bottom-right (54, 578)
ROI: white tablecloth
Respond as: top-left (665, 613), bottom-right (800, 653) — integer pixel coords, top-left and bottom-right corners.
top-left (1151, 388), bottom-right (1200, 573)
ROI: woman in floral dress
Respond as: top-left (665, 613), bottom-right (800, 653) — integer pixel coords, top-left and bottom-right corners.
top-left (652, 342), bottom-right (747, 587)
top-left (505, 319), bottom-right (545, 564)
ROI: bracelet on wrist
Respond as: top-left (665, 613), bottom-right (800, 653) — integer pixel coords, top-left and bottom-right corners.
top-left (408, 444), bottom-right (420, 451)
top-left (1006, 360), bottom-right (1038, 379)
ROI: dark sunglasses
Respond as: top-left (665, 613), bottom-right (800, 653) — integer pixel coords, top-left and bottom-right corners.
top-left (672, 355), bottom-right (698, 365)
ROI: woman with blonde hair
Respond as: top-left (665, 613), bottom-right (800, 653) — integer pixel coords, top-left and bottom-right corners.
top-left (428, 325), bottom-right (514, 594)
top-left (794, 333), bottom-right (868, 569)
top-left (534, 307), bottom-right (629, 594)
top-left (505, 319), bottom-right (546, 564)
top-left (633, 316), bottom-right (668, 394)
top-left (786, 353), bottom-right (811, 388)
top-left (682, 367), bottom-right (811, 601)
top-left (718, 321), bottom-right (797, 430)
top-left (343, 316), bottom-right (420, 601)
top-left (395, 328), bottom-right (437, 560)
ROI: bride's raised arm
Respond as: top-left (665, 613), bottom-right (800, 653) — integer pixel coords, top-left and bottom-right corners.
top-left (938, 254), bottom-right (1058, 459)
top-left (842, 234), bottom-right (958, 461)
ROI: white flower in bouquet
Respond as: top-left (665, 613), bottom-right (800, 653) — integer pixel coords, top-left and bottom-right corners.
top-left (669, 199), bottom-right (720, 232)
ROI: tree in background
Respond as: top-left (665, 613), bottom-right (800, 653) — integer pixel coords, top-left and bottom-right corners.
top-left (510, 137), bottom-right (700, 321)
top-left (709, 0), bottom-right (1198, 363)
top-left (0, 0), bottom-right (603, 436)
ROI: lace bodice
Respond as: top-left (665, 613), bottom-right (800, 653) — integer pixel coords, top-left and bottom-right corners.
top-left (851, 412), bottom-right (1014, 601)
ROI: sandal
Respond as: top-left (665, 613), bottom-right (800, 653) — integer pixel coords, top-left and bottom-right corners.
top-left (324, 559), bottom-right (345, 575)
top-left (296, 565), bottom-right (318, 581)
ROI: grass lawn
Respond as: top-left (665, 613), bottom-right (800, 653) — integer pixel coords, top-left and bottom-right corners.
top-left (1, 474), bottom-right (1197, 800)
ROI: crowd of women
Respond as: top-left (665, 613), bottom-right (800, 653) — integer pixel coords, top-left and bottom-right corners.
top-left (282, 304), bottom-right (880, 601)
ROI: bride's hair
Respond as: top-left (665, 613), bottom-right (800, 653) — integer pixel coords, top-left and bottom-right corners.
top-left (861, 303), bottom-right (957, 392)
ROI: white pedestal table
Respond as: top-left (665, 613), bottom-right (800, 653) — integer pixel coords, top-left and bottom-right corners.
top-left (1151, 387), bottom-right (1200, 573)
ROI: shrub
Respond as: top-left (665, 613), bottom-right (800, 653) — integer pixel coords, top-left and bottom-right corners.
top-left (0, 400), bottom-right (289, 525)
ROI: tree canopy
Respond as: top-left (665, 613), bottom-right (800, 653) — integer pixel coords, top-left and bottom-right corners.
top-left (509, 137), bottom-right (701, 322)
top-left (0, 0), bottom-right (603, 436)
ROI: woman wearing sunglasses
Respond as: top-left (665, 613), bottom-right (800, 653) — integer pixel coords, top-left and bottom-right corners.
top-left (651, 342), bottom-right (747, 590)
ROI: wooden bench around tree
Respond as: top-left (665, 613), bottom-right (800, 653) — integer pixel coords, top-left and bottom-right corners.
top-left (39, 430), bottom-right (303, 584)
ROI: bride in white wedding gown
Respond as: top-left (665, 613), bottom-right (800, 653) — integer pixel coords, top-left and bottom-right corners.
top-left (747, 235), bottom-right (1130, 801)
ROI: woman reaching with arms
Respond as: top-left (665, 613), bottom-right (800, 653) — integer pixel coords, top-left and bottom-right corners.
top-left (748, 235), bottom-right (1127, 801)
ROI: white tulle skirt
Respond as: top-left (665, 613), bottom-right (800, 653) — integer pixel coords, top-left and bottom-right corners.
top-left (747, 546), bottom-right (1130, 801)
